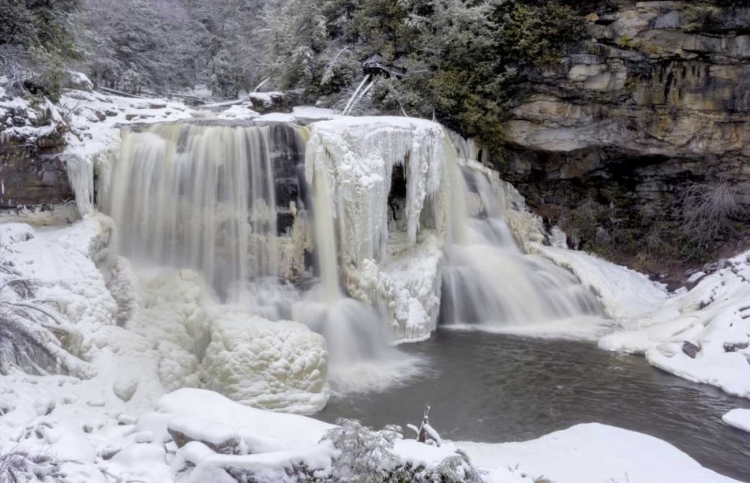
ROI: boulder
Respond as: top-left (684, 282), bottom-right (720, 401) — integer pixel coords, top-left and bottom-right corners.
top-left (682, 341), bottom-right (701, 359)
top-left (167, 417), bottom-right (243, 455)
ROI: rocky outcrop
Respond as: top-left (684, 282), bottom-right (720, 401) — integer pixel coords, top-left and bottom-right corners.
top-left (499, 1), bottom-right (750, 271)
top-left (0, 95), bottom-right (74, 209)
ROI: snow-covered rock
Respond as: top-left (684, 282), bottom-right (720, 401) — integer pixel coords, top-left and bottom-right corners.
top-left (723, 408), bottom-right (750, 434)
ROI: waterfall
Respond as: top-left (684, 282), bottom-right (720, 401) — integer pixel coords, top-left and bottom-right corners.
top-left (440, 148), bottom-right (604, 329)
top-left (102, 116), bottom-right (604, 392)
top-left (102, 121), bottom-right (305, 300)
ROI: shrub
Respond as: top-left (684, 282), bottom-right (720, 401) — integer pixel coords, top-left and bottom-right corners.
top-left (681, 2), bottom-right (722, 32)
top-left (678, 181), bottom-right (748, 248)
top-left (322, 419), bottom-right (402, 483)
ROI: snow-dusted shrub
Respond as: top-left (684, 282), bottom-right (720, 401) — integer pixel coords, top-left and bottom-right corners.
top-left (323, 418), bottom-right (485, 483)
top-left (387, 450), bottom-right (485, 483)
top-left (0, 446), bottom-right (30, 483)
top-left (322, 419), bottom-right (402, 483)
top-left (0, 265), bottom-right (89, 377)
top-left (0, 444), bottom-right (60, 483)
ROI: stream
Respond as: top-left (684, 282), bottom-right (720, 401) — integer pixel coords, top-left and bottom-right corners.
top-left (315, 330), bottom-right (750, 482)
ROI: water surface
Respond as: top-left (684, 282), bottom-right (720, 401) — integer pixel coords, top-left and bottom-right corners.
top-left (315, 330), bottom-right (750, 482)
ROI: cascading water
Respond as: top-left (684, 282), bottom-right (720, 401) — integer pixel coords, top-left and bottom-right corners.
top-left (440, 141), bottom-right (604, 332)
top-left (103, 119), bottom-right (400, 387)
top-left (103, 121), bottom-right (306, 302)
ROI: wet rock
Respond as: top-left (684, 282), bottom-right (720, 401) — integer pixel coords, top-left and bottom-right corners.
top-left (682, 341), bottom-right (701, 359)
top-left (724, 342), bottom-right (749, 353)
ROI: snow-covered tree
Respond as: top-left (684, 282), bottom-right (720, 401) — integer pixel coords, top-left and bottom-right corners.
top-left (322, 418), bottom-right (402, 483)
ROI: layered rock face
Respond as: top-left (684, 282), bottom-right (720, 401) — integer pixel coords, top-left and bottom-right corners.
top-left (0, 95), bottom-right (73, 209)
top-left (500, 1), bottom-right (750, 267)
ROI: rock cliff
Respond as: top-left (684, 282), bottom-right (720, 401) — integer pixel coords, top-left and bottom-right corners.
top-left (500, 1), bottom-right (750, 279)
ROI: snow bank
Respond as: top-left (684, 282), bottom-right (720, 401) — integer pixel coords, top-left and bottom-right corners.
top-left (2, 214), bottom-right (118, 331)
top-left (593, 251), bottom-right (750, 398)
top-left (0, 222), bottom-right (35, 246)
top-left (723, 408), bottom-right (750, 433)
top-left (152, 390), bottom-right (739, 483)
top-left (461, 423), bottom-right (738, 483)
top-left (531, 241), bottom-right (750, 398)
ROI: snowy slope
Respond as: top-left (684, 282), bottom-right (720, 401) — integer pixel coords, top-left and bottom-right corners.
top-left (461, 423), bottom-right (738, 483)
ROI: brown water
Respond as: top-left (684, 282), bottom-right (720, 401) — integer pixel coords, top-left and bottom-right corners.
top-left (315, 330), bottom-right (750, 482)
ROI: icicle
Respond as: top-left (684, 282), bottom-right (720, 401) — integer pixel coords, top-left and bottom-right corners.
top-left (65, 154), bottom-right (95, 216)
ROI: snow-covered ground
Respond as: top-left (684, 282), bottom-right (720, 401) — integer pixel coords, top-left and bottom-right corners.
top-left (0, 387), bottom-right (737, 483)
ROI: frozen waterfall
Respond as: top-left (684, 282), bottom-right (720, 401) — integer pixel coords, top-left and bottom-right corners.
top-left (101, 115), bottom-right (605, 393)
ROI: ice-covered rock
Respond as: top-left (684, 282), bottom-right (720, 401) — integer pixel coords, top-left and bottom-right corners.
top-left (199, 312), bottom-right (329, 414)
top-left (305, 117), bottom-right (449, 341)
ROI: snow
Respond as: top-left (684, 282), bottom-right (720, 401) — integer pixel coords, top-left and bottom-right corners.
top-left (291, 106), bottom-right (339, 120)
top-left (460, 423), bottom-right (738, 483)
top-left (216, 103), bottom-right (260, 120)
top-left (0, 222), bottom-right (35, 246)
top-left (157, 388), bottom-right (332, 449)
top-left (723, 408), bottom-right (750, 433)
top-left (254, 112), bottom-right (297, 123)
top-left (153, 390), bottom-right (740, 483)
